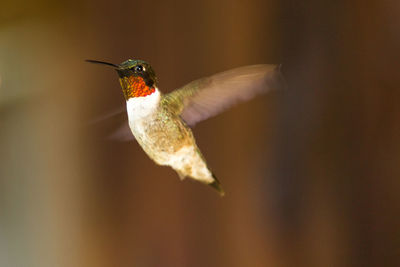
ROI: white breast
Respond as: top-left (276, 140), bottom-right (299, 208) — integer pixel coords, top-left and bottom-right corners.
top-left (126, 89), bottom-right (161, 151)
top-left (126, 89), bottom-right (161, 121)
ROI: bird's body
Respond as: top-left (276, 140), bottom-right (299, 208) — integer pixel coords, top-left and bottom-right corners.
top-left (87, 59), bottom-right (285, 196)
top-left (126, 89), bottom-right (215, 185)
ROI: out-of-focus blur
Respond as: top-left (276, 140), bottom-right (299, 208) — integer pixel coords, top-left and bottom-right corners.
top-left (1, 0), bottom-right (399, 266)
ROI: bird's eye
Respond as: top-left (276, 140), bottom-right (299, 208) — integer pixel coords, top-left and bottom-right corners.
top-left (135, 65), bottom-right (143, 72)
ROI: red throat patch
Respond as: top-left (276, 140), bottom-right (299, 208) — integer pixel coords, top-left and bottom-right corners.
top-left (119, 76), bottom-right (155, 100)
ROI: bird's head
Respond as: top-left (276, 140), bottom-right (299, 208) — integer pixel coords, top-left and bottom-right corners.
top-left (86, 59), bottom-right (158, 100)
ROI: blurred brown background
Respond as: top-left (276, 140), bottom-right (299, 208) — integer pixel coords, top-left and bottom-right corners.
top-left (1, 0), bottom-right (399, 266)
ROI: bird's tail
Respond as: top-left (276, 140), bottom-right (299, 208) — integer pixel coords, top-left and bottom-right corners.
top-left (209, 174), bottom-right (225, 197)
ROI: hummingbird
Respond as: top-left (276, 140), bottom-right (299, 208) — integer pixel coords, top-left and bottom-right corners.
top-left (87, 59), bottom-right (284, 196)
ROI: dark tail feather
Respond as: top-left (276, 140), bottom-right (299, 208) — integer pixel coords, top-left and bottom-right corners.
top-left (209, 174), bottom-right (225, 197)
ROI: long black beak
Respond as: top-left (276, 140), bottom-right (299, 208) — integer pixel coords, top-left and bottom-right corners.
top-left (85, 59), bottom-right (119, 68)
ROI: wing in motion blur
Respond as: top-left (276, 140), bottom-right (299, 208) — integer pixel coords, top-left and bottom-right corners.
top-left (162, 64), bottom-right (285, 126)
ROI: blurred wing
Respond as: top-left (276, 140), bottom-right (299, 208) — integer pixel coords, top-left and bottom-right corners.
top-left (89, 106), bottom-right (125, 124)
top-left (108, 122), bottom-right (134, 141)
top-left (163, 64), bottom-right (285, 126)
top-left (90, 105), bottom-right (135, 141)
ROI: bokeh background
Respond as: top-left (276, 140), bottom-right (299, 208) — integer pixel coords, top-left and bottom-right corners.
top-left (1, 0), bottom-right (399, 266)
